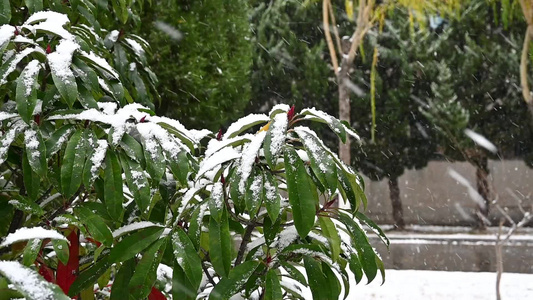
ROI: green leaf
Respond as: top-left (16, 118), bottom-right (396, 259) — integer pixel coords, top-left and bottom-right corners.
top-left (304, 257), bottom-right (330, 300)
top-left (110, 259), bottom-right (135, 300)
top-left (104, 149), bottom-right (123, 221)
top-left (69, 254), bottom-right (111, 297)
top-left (53, 239), bottom-right (70, 265)
top-left (208, 261), bottom-right (260, 300)
top-left (128, 238), bottom-right (167, 299)
top-left (168, 150), bottom-right (188, 185)
top-left (264, 171), bottom-right (281, 222)
top-left (295, 128), bottom-right (338, 194)
top-left (0, 261), bottom-right (69, 300)
top-left (209, 183), bottom-right (224, 223)
top-left (322, 262), bottom-right (341, 300)
top-left (0, 0), bottom-right (11, 24)
top-left (24, 0), bottom-right (43, 14)
top-left (264, 114), bottom-right (288, 168)
top-left (97, 267), bottom-right (111, 290)
top-left (172, 261), bottom-right (196, 300)
top-left (338, 212), bottom-right (378, 283)
top-left (187, 204), bottom-right (204, 250)
top-left (74, 207), bottom-right (113, 247)
top-left (25, 129), bottom-right (47, 178)
top-left (143, 139), bottom-right (165, 184)
top-left (16, 61), bottom-right (41, 124)
top-left (356, 212), bottom-right (390, 247)
top-left (245, 169), bottom-right (263, 219)
top-left (22, 239), bottom-right (42, 266)
top-left (349, 254), bottom-right (363, 284)
top-left (284, 146), bottom-right (317, 238)
top-left (172, 228), bottom-right (202, 292)
top-left (112, 0), bottom-right (128, 24)
top-left (120, 133), bottom-right (146, 167)
top-left (22, 151), bottom-right (40, 201)
top-left (279, 261), bottom-right (307, 286)
top-left (109, 227), bottom-right (165, 263)
top-left (45, 125), bottom-right (73, 159)
top-left (120, 153), bottom-right (150, 214)
top-left (61, 130), bottom-right (85, 199)
top-left (337, 171), bottom-right (362, 212)
top-left (81, 130), bottom-right (98, 188)
top-left (230, 169), bottom-right (244, 213)
top-left (318, 217), bottom-right (341, 262)
top-left (51, 63), bottom-right (78, 109)
top-left (300, 109), bottom-right (346, 143)
top-left (208, 209), bottom-right (232, 278)
top-left (157, 122), bottom-right (196, 152)
top-left (225, 116), bottom-right (270, 139)
top-left (265, 269), bottom-right (282, 300)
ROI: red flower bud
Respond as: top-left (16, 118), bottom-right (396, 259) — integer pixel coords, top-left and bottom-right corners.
top-left (140, 115), bottom-right (147, 123)
top-left (46, 44), bottom-right (52, 54)
top-left (14, 27), bottom-right (19, 36)
top-left (34, 114), bottom-right (41, 125)
top-left (287, 105), bottom-right (296, 121)
top-left (217, 129), bottom-right (223, 141)
top-left (221, 174), bottom-right (226, 185)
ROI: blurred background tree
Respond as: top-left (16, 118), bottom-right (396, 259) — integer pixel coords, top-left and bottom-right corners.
top-left (139, 0), bottom-right (253, 131)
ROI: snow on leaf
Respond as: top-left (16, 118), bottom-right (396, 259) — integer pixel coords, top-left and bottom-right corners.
top-left (0, 111), bottom-right (18, 121)
top-left (80, 50), bottom-right (120, 79)
top-left (238, 131), bottom-right (267, 193)
top-left (112, 221), bottom-right (164, 238)
top-left (125, 38), bottom-right (145, 58)
top-left (464, 129), bottom-right (497, 153)
top-left (0, 25), bottom-right (15, 47)
top-left (269, 104), bottom-right (291, 117)
top-left (23, 11), bottom-right (73, 40)
top-left (223, 114), bottom-right (270, 139)
top-left (1, 227), bottom-right (66, 247)
top-left (24, 128), bottom-right (41, 161)
top-left (0, 120), bottom-right (27, 164)
top-left (197, 147), bottom-right (240, 179)
top-left (47, 39), bottom-right (79, 82)
top-left (204, 134), bottom-right (252, 159)
top-left (21, 60), bottom-right (42, 96)
top-left (0, 47), bottom-right (44, 85)
top-left (267, 113), bottom-right (288, 158)
top-left (271, 226), bottom-right (299, 251)
top-left (89, 140), bottom-right (108, 182)
top-left (137, 122), bottom-right (186, 159)
top-left (0, 261), bottom-right (68, 300)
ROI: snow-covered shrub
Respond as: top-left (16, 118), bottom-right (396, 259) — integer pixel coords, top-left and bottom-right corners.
top-left (0, 5), bottom-right (388, 300)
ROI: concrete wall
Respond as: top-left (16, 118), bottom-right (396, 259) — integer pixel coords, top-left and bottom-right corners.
top-left (361, 160), bottom-right (533, 226)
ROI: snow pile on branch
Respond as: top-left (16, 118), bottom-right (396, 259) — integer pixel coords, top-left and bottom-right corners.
top-left (1, 227), bottom-right (66, 247)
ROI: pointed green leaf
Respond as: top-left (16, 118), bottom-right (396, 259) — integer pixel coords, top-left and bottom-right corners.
top-left (245, 169), bottom-right (263, 218)
top-left (208, 209), bottom-right (232, 278)
top-left (50, 63), bottom-right (78, 108)
top-left (16, 60), bottom-right (41, 124)
top-left (322, 262), bottom-right (341, 300)
top-left (209, 183), bottom-right (224, 223)
top-left (22, 151), bottom-right (40, 201)
top-left (264, 113), bottom-right (288, 167)
top-left (279, 261), bottom-right (307, 286)
top-left (209, 261), bottom-right (260, 300)
top-left (109, 227), bottom-right (165, 263)
top-left (356, 211), bottom-right (389, 247)
top-left (318, 216), bottom-right (341, 262)
top-left (143, 139), bottom-right (165, 184)
top-left (74, 207), bottom-right (113, 247)
top-left (22, 239), bottom-right (42, 266)
top-left (120, 153), bottom-right (150, 214)
top-left (104, 149), bottom-right (123, 221)
top-left (53, 239), bottom-right (70, 265)
top-left (61, 130), bottom-right (85, 199)
top-left (0, 0), bottom-right (11, 24)
top-left (128, 238), bottom-right (167, 299)
top-left (172, 261), bottom-right (196, 300)
top-left (69, 254), bottom-right (111, 297)
top-left (264, 171), bottom-right (281, 222)
top-left (110, 259), bottom-right (135, 300)
top-left (265, 269), bottom-right (282, 300)
top-left (304, 257), bottom-right (330, 300)
top-left (25, 129), bottom-right (47, 178)
top-left (349, 254), bottom-right (363, 284)
top-left (24, 0), bottom-right (43, 15)
top-left (172, 228), bottom-right (202, 292)
top-left (284, 146), bottom-right (317, 238)
top-left (168, 150), bottom-right (189, 185)
top-left (120, 133), bottom-right (146, 167)
top-left (45, 125), bottom-right (73, 159)
top-left (0, 261), bottom-right (69, 300)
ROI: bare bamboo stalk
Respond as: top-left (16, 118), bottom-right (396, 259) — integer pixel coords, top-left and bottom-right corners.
top-left (323, 0), bottom-right (339, 75)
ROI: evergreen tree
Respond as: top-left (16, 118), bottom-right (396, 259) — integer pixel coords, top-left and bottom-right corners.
top-left (140, 0), bottom-right (253, 131)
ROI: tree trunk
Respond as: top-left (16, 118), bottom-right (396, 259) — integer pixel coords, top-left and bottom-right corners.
top-left (338, 67), bottom-right (351, 164)
top-left (475, 155), bottom-right (491, 228)
top-left (388, 177), bottom-right (405, 229)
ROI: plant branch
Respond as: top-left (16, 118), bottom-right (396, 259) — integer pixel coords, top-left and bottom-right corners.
top-left (323, 0), bottom-right (339, 75)
top-left (234, 224), bottom-right (255, 266)
top-left (520, 25), bottom-right (533, 105)
top-left (327, 0), bottom-right (342, 53)
top-left (202, 261), bottom-right (216, 287)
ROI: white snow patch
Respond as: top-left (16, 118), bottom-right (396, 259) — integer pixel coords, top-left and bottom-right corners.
top-left (112, 222), bottom-right (163, 238)
top-left (197, 147), bottom-right (240, 179)
top-left (238, 131), bottom-right (267, 193)
top-left (224, 114), bottom-right (269, 139)
top-left (1, 227), bottom-right (66, 247)
top-left (47, 39), bottom-right (79, 82)
top-left (0, 261), bottom-right (61, 299)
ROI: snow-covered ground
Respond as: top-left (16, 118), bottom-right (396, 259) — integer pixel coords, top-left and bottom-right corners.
top-left (326, 269), bottom-right (533, 299)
